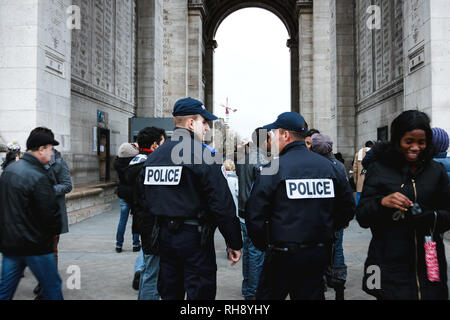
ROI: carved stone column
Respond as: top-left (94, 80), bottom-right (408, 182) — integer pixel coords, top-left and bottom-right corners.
top-left (136, 0), bottom-right (163, 117)
top-left (204, 39), bottom-right (217, 113)
top-left (312, 0), bottom-right (337, 144)
top-left (162, 0), bottom-right (189, 116)
top-left (297, 0), bottom-right (314, 123)
top-left (287, 38), bottom-right (300, 114)
top-left (188, 0), bottom-right (206, 101)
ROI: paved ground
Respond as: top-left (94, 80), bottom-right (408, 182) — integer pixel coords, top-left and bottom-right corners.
top-left (3, 200), bottom-right (450, 300)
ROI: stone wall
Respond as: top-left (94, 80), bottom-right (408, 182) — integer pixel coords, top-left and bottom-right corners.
top-left (162, 0), bottom-right (189, 116)
top-left (336, 0), bottom-right (356, 163)
top-left (355, 0), bottom-right (404, 147)
top-left (0, 0), bottom-right (72, 151)
top-left (70, 0), bottom-right (136, 185)
top-left (136, 0), bottom-right (164, 118)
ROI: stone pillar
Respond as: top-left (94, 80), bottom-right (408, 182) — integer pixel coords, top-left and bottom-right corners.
top-left (0, 0), bottom-right (72, 151)
top-left (312, 0), bottom-right (337, 144)
top-left (188, 1), bottom-right (205, 101)
top-left (403, 0), bottom-right (450, 138)
top-left (335, 0), bottom-right (356, 161)
top-left (162, 0), bottom-right (189, 116)
top-left (204, 39), bottom-right (217, 113)
top-left (297, 0), bottom-right (314, 124)
top-left (136, 0), bottom-right (163, 118)
top-left (287, 38), bottom-right (300, 114)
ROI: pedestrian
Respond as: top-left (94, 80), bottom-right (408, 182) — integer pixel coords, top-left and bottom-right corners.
top-left (141, 97), bottom-right (243, 300)
top-left (28, 127), bottom-right (73, 299)
top-left (235, 127), bottom-right (270, 300)
top-left (114, 142), bottom-right (140, 253)
top-left (246, 112), bottom-right (355, 300)
top-left (431, 127), bottom-right (450, 182)
top-left (305, 128), bottom-right (320, 150)
top-left (356, 110), bottom-right (450, 300)
top-left (223, 159), bottom-right (239, 220)
top-left (223, 159), bottom-right (239, 260)
top-left (1, 141), bottom-right (23, 170)
top-left (311, 133), bottom-right (355, 300)
top-left (353, 141), bottom-right (374, 205)
top-left (0, 130), bottom-right (63, 300)
top-left (123, 126), bottom-right (166, 299)
top-left (334, 152), bottom-right (345, 166)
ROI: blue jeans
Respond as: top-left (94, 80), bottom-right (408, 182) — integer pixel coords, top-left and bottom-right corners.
top-left (241, 222), bottom-right (264, 300)
top-left (116, 198), bottom-right (140, 249)
top-left (135, 249), bottom-right (145, 273)
top-left (326, 229), bottom-right (347, 288)
top-left (0, 254), bottom-right (63, 300)
top-left (138, 254), bottom-right (160, 300)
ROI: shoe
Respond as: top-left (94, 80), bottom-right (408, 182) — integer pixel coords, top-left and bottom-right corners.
top-left (132, 270), bottom-right (141, 291)
top-left (33, 284), bottom-right (42, 295)
top-left (335, 286), bottom-right (345, 300)
top-left (116, 247), bottom-right (122, 253)
top-left (133, 246), bottom-right (141, 252)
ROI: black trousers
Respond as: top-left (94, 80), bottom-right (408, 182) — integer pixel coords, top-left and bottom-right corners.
top-left (256, 246), bottom-right (327, 300)
top-left (157, 223), bottom-right (217, 300)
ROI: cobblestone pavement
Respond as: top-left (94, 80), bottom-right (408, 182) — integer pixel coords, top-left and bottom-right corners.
top-left (3, 200), bottom-right (450, 300)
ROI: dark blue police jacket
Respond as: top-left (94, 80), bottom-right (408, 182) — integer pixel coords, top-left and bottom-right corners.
top-left (245, 140), bottom-right (355, 251)
top-left (141, 127), bottom-right (243, 250)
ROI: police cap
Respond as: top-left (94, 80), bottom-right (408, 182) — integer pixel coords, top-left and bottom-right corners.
top-left (172, 97), bottom-right (218, 121)
top-left (263, 112), bottom-right (308, 133)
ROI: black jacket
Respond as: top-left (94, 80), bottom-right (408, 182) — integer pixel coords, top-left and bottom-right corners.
top-left (123, 153), bottom-right (152, 253)
top-left (245, 141), bottom-right (355, 251)
top-left (235, 147), bottom-right (269, 220)
top-left (0, 153), bottom-right (61, 256)
top-left (142, 128), bottom-right (243, 251)
top-left (114, 156), bottom-right (134, 203)
top-left (356, 142), bottom-right (450, 300)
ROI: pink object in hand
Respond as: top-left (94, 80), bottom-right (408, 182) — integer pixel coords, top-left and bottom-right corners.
top-left (424, 240), bottom-right (440, 282)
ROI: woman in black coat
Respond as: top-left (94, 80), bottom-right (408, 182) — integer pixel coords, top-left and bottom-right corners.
top-left (356, 110), bottom-right (450, 300)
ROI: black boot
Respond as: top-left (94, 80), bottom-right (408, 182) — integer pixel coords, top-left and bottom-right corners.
top-left (335, 286), bottom-right (345, 300)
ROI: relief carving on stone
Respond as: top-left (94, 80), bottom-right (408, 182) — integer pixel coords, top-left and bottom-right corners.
top-left (71, 0), bottom-right (136, 109)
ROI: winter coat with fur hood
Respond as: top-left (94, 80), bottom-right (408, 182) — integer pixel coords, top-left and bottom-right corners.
top-left (356, 142), bottom-right (450, 300)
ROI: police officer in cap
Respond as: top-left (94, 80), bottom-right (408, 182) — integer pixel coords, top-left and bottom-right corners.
top-left (141, 97), bottom-right (243, 300)
top-left (245, 112), bottom-right (355, 300)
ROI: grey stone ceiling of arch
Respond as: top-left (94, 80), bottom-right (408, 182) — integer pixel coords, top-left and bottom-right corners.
top-left (198, 0), bottom-right (300, 41)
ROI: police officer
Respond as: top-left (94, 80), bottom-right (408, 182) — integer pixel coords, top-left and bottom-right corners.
top-left (141, 97), bottom-right (243, 300)
top-left (245, 112), bottom-right (355, 300)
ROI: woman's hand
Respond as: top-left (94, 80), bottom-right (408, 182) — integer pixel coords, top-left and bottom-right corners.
top-left (381, 192), bottom-right (413, 211)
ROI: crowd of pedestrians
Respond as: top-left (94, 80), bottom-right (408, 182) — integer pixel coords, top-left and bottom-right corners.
top-left (0, 105), bottom-right (449, 300)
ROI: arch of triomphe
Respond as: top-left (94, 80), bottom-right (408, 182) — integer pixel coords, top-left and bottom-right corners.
top-left (1, 0), bottom-right (450, 186)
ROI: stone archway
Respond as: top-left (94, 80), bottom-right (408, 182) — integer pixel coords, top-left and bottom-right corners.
top-left (136, 0), bottom-right (357, 162)
top-left (198, 0), bottom-right (300, 114)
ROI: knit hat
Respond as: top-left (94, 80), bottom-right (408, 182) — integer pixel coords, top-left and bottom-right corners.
top-left (432, 128), bottom-right (449, 153)
top-left (118, 143), bottom-right (139, 158)
top-left (311, 133), bottom-right (333, 156)
top-left (7, 140), bottom-right (21, 152)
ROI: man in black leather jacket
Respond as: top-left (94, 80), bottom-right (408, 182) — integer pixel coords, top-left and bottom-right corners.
top-left (0, 130), bottom-right (63, 300)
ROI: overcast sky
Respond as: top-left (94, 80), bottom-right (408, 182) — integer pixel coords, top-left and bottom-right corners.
top-left (213, 8), bottom-right (291, 141)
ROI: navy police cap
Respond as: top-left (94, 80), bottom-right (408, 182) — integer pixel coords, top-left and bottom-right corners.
top-left (173, 97), bottom-right (218, 121)
top-left (263, 112), bottom-right (308, 133)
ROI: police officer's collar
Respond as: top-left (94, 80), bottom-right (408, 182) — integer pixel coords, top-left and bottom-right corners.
top-left (280, 140), bottom-right (307, 156)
